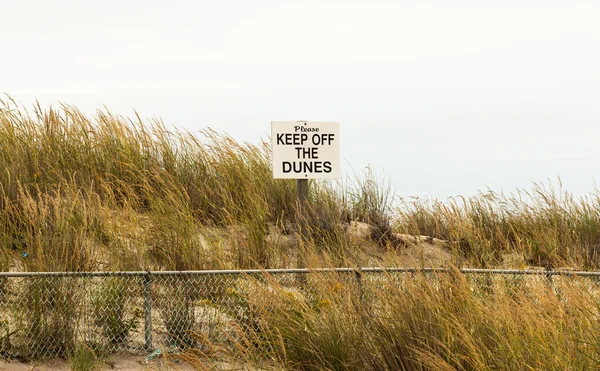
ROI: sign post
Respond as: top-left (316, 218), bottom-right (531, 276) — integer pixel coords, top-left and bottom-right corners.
top-left (296, 177), bottom-right (309, 237)
top-left (271, 121), bottom-right (340, 240)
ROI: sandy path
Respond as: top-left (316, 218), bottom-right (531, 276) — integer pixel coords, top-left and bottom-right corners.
top-left (0, 356), bottom-right (195, 370)
top-left (0, 356), bottom-right (265, 370)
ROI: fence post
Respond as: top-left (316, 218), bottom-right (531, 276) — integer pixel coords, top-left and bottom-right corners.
top-left (143, 271), bottom-right (153, 352)
top-left (545, 266), bottom-right (553, 285)
top-left (355, 269), bottom-right (363, 302)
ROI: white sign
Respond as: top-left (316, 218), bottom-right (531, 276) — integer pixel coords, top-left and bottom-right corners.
top-left (271, 121), bottom-right (340, 179)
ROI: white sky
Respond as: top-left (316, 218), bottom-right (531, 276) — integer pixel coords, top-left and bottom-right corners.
top-left (2, 0), bottom-right (600, 199)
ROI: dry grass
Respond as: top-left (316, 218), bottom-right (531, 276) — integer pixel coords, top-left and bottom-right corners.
top-left (2, 97), bottom-right (600, 272)
top-left (226, 269), bottom-right (600, 370)
top-left (0, 97), bottom-right (356, 272)
top-left (396, 183), bottom-right (600, 269)
top-left (3, 98), bottom-right (600, 369)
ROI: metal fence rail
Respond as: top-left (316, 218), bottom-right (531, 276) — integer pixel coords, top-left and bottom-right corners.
top-left (0, 267), bottom-right (598, 361)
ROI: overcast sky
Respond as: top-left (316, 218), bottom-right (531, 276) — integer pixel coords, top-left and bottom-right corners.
top-left (2, 0), bottom-right (599, 199)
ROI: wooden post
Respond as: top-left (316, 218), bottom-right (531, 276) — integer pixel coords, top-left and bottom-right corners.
top-left (296, 178), bottom-right (309, 240)
top-left (296, 178), bottom-right (309, 282)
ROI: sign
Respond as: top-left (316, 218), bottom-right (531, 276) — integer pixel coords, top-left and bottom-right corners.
top-left (271, 121), bottom-right (340, 179)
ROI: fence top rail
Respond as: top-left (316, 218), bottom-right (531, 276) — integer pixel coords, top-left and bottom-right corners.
top-left (1, 267), bottom-right (600, 277)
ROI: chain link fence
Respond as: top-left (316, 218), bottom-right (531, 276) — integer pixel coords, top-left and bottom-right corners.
top-left (0, 267), bottom-right (598, 361)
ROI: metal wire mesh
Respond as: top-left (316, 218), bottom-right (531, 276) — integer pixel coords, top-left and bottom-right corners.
top-left (0, 268), bottom-right (598, 361)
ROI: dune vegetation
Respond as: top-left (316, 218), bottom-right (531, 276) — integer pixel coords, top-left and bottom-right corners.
top-left (2, 97), bottom-right (600, 273)
top-left (2, 98), bottom-right (600, 370)
top-left (0, 97), bottom-right (398, 273)
top-left (195, 269), bottom-right (600, 371)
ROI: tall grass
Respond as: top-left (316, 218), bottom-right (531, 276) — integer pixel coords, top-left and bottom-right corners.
top-left (2, 97), bottom-right (600, 271)
top-left (396, 183), bottom-right (600, 268)
top-left (0, 98), bottom-right (360, 271)
top-left (4, 98), bottom-right (600, 368)
top-left (223, 270), bottom-right (600, 370)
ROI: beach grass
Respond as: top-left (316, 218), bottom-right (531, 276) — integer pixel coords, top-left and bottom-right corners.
top-left (3, 98), bottom-right (600, 368)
